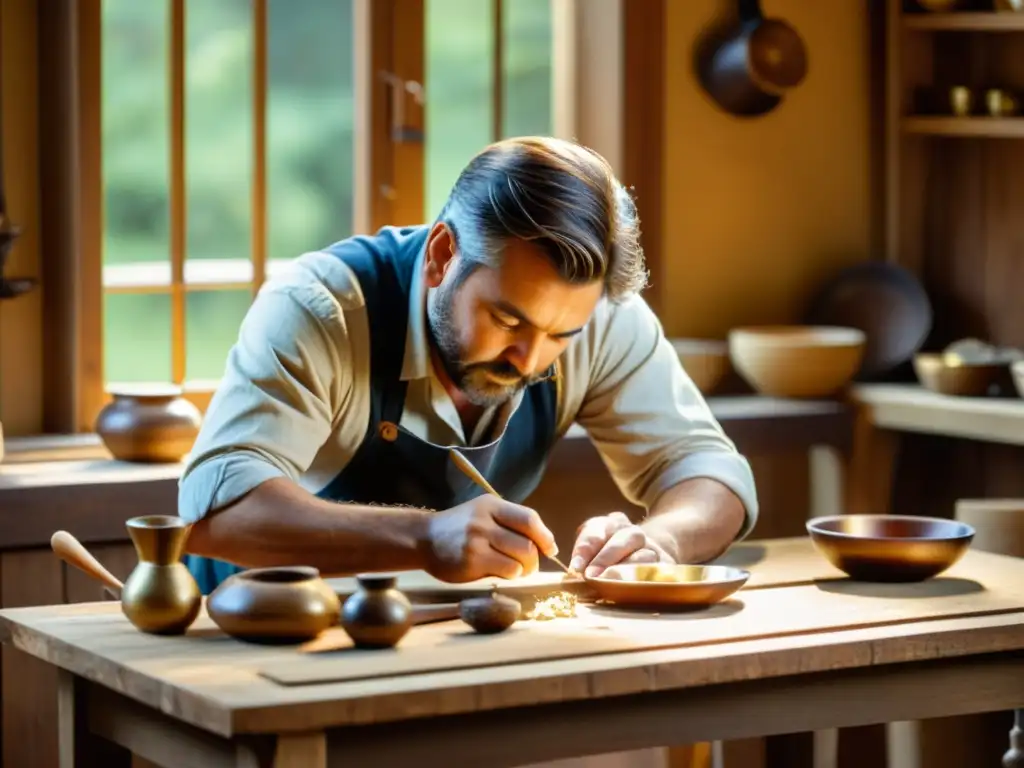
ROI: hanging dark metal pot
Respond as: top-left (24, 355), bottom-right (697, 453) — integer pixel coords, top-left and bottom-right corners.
top-left (698, 0), bottom-right (808, 118)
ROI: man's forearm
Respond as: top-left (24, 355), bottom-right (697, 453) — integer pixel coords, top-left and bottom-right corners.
top-left (640, 477), bottom-right (746, 564)
top-left (185, 477), bottom-right (431, 576)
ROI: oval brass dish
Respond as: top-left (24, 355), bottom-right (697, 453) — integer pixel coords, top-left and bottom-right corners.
top-left (807, 514), bottom-right (975, 583)
top-left (207, 566), bottom-right (342, 645)
top-left (586, 563), bottom-right (750, 608)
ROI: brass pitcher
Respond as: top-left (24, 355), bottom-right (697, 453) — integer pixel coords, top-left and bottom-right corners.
top-left (122, 515), bottom-right (202, 635)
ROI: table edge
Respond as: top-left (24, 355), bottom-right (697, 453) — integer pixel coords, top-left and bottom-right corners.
top-left (2, 609), bottom-right (1022, 737)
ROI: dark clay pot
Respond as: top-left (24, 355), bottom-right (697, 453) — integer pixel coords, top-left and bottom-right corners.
top-left (95, 385), bottom-right (202, 463)
top-left (207, 566), bottom-right (342, 645)
top-left (341, 574), bottom-right (413, 649)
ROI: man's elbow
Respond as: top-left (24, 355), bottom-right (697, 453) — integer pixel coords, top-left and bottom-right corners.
top-left (184, 517), bottom-right (216, 557)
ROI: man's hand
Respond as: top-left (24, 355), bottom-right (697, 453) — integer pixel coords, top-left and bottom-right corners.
top-left (422, 495), bottom-right (558, 582)
top-left (569, 512), bottom-right (675, 578)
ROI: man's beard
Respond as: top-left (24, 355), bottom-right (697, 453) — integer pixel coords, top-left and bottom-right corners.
top-left (426, 283), bottom-right (543, 408)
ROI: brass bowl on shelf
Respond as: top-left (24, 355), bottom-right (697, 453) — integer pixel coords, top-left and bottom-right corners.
top-left (995, 0), bottom-right (1023, 11)
top-left (1012, 360), bottom-right (1024, 399)
top-left (913, 352), bottom-right (1003, 396)
top-left (807, 515), bottom-right (975, 583)
top-left (669, 339), bottom-right (730, 395)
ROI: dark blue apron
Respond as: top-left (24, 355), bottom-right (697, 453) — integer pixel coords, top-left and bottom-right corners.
top-left (183, 226), bottom-right (560, 594)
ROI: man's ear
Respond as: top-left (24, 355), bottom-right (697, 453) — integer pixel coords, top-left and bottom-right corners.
top-left (424, 222), bottom-right (457, 289)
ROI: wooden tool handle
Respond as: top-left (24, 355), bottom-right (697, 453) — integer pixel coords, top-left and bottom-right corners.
top-left (449, 449), bottom-right (500, 496)
top-left (411, 603), bottom-right (461, 625)
top-left (50, 531), bottom-right (125, 593)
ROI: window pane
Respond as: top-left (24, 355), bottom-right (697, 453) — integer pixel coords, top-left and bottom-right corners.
top-left (268, 0), bottom-right (355, 261)
top-left (425, 0), bottom-right (494, 220)
top-left (101, 0), bottom-right (169, 267)
top-left (185, 290), bottom-right (252, 381)
top-left (104, 292), bottom-right (172, 384)
top-left (186, 0), bottom-right (252, 263)
top-left (502, 0), bottom-right (552, 138)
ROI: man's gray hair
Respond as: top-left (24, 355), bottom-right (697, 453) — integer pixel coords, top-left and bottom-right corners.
top-left (436, 136), bottom-right (649, 302)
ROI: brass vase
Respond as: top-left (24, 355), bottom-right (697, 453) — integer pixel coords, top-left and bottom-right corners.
top-left (122, 515), bottom-right (202, 635)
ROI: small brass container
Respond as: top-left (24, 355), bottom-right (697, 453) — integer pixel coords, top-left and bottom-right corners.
top-left (122, 515), bottom-right (202, 635)
top-left (986, 88), bottom-right (1020, 117)
top-left (807, 515), bottom-right (975, 583)
top-left (949, 85), bottom-right (973, 117)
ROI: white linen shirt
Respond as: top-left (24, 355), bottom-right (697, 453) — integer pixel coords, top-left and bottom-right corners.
top-left (177, 239), bottom-right (759, 538)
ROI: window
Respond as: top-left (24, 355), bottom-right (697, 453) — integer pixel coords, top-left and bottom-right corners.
top-left (98, 0), bottom-right (553, 408)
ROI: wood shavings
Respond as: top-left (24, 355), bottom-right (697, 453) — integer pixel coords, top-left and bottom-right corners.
top-left (524, 591), bottom-right (577, 621)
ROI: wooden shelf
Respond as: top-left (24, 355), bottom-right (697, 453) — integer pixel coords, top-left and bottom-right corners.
top-left (903, 12), bottom-right (1024, 32)
top-left (853, 383), bottom-right (1024, 446)
top-left (902, 116), bottom-right (1024, 137)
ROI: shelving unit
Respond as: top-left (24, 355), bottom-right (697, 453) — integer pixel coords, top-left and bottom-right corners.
top-left (903, 11), bottom-right (1024, 31)
top-left (883, 2), bottom-right (1024, 430)
top-left (854, 383), bottom-right (1024, 446)
top-left (902, 115), bottom-right (1024, 136)
top-left (886, 0), bottom-right (1024, 313)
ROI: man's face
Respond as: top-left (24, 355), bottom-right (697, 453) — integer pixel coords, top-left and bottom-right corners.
top-left (425, 223), bottom-right (603, 407)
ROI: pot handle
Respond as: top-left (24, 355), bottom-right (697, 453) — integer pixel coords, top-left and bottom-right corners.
top-left (738, 0), bottom-right (764, 23)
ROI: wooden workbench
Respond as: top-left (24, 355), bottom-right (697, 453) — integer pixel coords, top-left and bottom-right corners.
top-left (1, 537), bottom-right (1021, 768)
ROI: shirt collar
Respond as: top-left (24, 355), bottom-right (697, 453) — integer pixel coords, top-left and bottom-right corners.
top-left (400, 242), bottom-right (431, 381)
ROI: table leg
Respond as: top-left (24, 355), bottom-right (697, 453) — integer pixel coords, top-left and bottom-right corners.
top-left (1005, 709), bottom-right (1023, 768)
top-left (56, 669), bottom-right (132, 768)
top-left (843, 404), bottom-right (900, 517)
top-left (272, 732), bottom-right (327, 768)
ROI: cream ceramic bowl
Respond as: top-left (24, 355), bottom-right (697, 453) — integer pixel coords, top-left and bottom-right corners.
top-left (728, 325), bottom-right (866, 398)
top-left (669, 339), bottom-right (730, 395)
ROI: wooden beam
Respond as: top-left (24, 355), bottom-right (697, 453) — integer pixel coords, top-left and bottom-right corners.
top-left (37, 0), bottom-right (104, 433)
top-left (251, 0), bottom-right (267, 294)
top-left (0, 0), bottom-right (44, 436)
top-left (168, 0), bottom-right (186, 384)
top-left (551, 0), bottom-right (665, 316)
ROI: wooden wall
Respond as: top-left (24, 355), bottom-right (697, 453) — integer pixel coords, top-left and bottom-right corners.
top-left (655, 0), bottom-right (880, 533)
top-left (0, 0), bottom-right (44, 437)
top-left (658, 0), bottom-right (878, 340)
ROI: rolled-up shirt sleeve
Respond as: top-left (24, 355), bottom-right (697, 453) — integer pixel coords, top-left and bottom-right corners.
top-left (177, 280), bottom-right (349, 524)
top-left (574, 296), bottom-right (759, 540)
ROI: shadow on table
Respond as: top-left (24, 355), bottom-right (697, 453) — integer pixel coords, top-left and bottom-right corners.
top-left (710, 543), bottom-right (766, 568)
top-left (813, 576), bottom-right (984, 599)
top-left (585, 598), bottom-right (745, 621)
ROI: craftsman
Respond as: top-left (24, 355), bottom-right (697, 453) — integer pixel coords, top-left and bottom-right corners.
top-left (178, 136), bottom-right (759, 595)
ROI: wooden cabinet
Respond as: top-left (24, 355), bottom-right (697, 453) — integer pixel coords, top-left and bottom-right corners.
top-left (881, 5), bottom-right (1024, 768)
top-left (1, 542), bottom-right (138, 768)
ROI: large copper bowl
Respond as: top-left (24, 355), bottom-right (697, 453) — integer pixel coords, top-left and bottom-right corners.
top-left (807, 515), bottom-right (975, 582)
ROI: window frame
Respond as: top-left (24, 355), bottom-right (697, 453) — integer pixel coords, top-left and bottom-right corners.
top-left (32, 0), bottom-right (665, 436)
